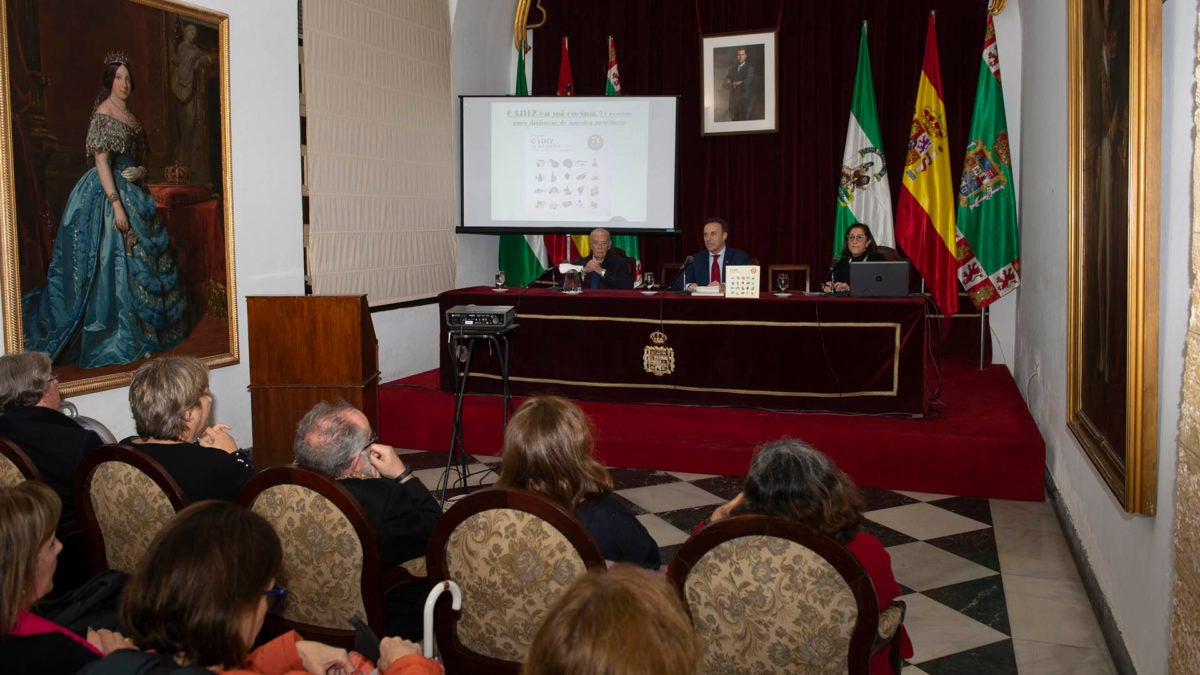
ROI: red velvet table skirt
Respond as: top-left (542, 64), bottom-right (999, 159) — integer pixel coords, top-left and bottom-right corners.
top-left (438, 287), bottom-right (929, 415)
top-left (150, 184), bottom-right (226, 292)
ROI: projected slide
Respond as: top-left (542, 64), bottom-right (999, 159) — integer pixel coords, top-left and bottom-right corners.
top-left (460, 96), bottom-right (677, 233)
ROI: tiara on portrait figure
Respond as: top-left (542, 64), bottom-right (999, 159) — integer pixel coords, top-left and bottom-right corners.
top-left (104, 51), bottom-right (129, 67)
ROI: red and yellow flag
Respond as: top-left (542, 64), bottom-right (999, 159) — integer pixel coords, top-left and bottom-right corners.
top-left (896, 13), bottom-right (959, 317)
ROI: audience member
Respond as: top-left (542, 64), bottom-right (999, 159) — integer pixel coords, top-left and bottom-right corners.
top-left (123, 356), bottom-right (253, 502)
top-left (80, 500), bottom-right (441, 674)
top-left (0, 352), bottom-right (102, 523)
top-left (523, 564), bottom-right (701, 675)
top-left (707, 437), bottom-right (913, 673)
top-left (497, 396), bottom-right (660, 569)
top-left (0, 481), bottom-right (131, 674)
top-left (293, 401), bottom-right (441, 640)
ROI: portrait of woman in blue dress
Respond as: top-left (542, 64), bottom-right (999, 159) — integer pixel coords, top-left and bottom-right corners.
top-left (22, 53), bottom-right (193, 369)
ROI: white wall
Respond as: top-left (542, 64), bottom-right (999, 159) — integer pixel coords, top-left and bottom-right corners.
top-left (1014, 0), bottom-right (1195, 671)
top-left (0, 1), bottom-right (306, 442)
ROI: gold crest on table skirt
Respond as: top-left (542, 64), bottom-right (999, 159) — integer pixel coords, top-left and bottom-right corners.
top-left (643, 330), bottom-right (675, 376)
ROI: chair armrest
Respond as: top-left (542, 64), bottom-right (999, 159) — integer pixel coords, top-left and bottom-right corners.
top-left (381, 556), bottom-right (428, 593)
top-left (871, 599), bottom-right (906, 654)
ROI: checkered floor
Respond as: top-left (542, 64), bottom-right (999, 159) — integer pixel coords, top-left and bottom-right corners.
top-left (398, 449), bottom-right (1115, 674)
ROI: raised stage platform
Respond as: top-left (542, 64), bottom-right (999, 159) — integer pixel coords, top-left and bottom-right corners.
top-left (379, 362), bottom-right (1045, 501)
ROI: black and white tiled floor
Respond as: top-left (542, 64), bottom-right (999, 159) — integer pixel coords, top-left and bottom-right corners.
top-left (398, 449), bottom-right (1115, 674)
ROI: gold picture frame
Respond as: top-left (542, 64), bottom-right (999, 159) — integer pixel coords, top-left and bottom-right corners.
top-left (0, 0), bottom-right (237, 396)
top-left (1066, 0), bottom-right (1160, 514)
top-left (700, 30), bottom-right (778, 136)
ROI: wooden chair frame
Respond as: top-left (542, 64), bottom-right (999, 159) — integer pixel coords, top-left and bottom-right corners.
top-left (425, 487), bottom-right (606, 675)
top-left (767, 263), bottom-right (813, 293)
top-left (0, 434), bottom-right (41, 483)
top-left (237, 465), bottom-right (423, 648)
top-left (667, 514), bottom-right (906, 675)
top-left (73, 444), bottom-right (188, 573)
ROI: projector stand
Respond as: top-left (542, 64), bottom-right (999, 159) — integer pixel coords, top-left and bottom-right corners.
top-left (441, 324), bottom-right (516, 505)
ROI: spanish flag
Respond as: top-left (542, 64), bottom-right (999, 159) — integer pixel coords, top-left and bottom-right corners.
top-left (896, 13), bottom-right (959, 317)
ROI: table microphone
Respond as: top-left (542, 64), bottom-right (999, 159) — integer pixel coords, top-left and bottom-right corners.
top-left (670, 255), bottom-right (694, 291)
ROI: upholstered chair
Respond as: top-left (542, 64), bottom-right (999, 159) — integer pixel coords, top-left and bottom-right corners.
top-left (667, 514), bottom-right (907, 675)
top-left (425, 487), bottom-right (606, 674)
top-left (237, 465), bottom-right (426, 649)
top-left (74, 444), bottom-right (188, 574)
top-left (0, 435), bottom-right (40, 485)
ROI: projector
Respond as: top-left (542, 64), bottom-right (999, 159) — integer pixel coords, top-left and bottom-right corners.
top-left (445, 304), bottom-right (516, 329)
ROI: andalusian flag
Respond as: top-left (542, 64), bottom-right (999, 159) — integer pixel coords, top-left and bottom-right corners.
top-left (605, 35), bottom-right (623, 95)
top-left (602, 35), bottom-right (640, 281)
top-left (835, 23), bottom-right (893, 253)
top-left (954, 15), bottom-right (1020, 309)
top-left (498, 40), bottom-right (550, 287)
top-left (895, 13), bottom-right (959, 317)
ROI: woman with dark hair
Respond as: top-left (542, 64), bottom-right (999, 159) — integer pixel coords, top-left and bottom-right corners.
top-left (497, 396), bottom-right (660, 569)
top-left (122, 356), bottom-right (253, 502)
top-left (707, 438), bottom-right (913, 674)
top-left (823, 222), bottom-right (885, 293)
top-left (523, 564), bottom-right (701, 675)
top-left (0, 482), bottom-right (131, 674)
top-left (81, 501), bottom-right (441, 674)
top-left (23, 52), bottom-right (192, 368)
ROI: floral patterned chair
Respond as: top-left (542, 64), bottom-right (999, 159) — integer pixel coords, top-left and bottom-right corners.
top-left (73, 444), bottom-right (188, 574)
top-left (237, 465), bottom-right (427, 649)
top-left (0, 435), bottom-right (40, 486)
top-left (425, 487), bottom-right (607, 674)
top-left (667, 514), bottom-right (907, 675)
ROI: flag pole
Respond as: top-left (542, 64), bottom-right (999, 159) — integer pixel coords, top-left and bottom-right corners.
top-left (979, 306), bottom-right (987, 370)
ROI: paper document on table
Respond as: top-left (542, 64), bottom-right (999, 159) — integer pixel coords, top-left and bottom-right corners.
top-left (691, 284), bottom-right (722, 296)
top-left (558, 262), bottom-right (584, 274)
top-left (724, 265), bottom-right (760, 298)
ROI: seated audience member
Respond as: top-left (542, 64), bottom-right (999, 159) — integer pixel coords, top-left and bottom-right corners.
top-left (672, 217), bottom-right (751, 291)
top-left (0, 352), bottom-right (103, 523)
top-left (80, 500), bottom-right (441, 675)
top-left (523, 563), bottom-right (701, 675)
top-left (0, 481), bottom-right (131, 674)
top-left (572, 228), bottom-right (633, 290)
top-left (293, 401), bottom-right (441, 640)
top-left (823, 222), bottom-right (885, 293)
top-left (707, 437), bottom-right (913, 674)
top-left (497, 396), bottom-right (660, 569)
top-left (123, 356), bottom-right (254, 502)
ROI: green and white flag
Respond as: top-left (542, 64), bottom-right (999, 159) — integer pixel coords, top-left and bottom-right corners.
top-left (834, 23), bottom-right (893, 253)
top-left (498, 40), bottom-right (550, 287)
top-left (954, 15), bottom-right (1019, 309)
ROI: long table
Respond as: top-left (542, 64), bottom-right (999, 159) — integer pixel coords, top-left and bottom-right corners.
top-left (438, 287), bottom-right (929, 415)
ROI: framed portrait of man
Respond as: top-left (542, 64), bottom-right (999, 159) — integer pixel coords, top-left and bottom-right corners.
top-left (700, 30), bottom-right (777, 136)
top-left (0, 0), bottom-right (238, 395)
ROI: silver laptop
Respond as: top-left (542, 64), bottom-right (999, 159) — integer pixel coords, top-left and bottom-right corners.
top-left (849, 260), bottom-right (911, 298)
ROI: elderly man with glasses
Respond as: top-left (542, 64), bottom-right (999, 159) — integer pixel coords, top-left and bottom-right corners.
top-left (0, 351), bottom-right (102, 524)
top-left (293, 400), bottom-right (441, 640)
top-left (572, 227), bottom-right (634, 290)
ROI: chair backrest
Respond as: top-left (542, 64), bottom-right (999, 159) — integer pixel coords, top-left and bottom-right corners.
top-left (0, 435), bottom-right (40, 486)
top-left (237, 465), bottom-right (386, 648)
top-left (74, 444), bottom-right (188, 574)
top-left (767, 263), bottom-right (813, 293)
top-left (667, 515), bottom-right (880, 675)
top-left (425, 487), bottom-right (606, 674)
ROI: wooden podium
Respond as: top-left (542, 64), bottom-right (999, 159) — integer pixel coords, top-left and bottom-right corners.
top-left (246, 295), bottom-right (379, 467)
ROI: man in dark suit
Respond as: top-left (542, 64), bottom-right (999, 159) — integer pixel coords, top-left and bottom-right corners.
top-left (294, 400), bottom-right (441, 639)
top-left (572, 227), bottom-right (633, 289)
top-left (723, 47), bottom-right (756, 121)
top-left (674, 216), bottom-right (751, 290)
top-left (0, 352), bottom-right (102, 524)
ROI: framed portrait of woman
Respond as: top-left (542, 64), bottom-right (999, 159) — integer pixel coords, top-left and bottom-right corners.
top-left (1066, 0), bottom-right (1160, 514)
top-left (0, 0), bottom-right (237, 395)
